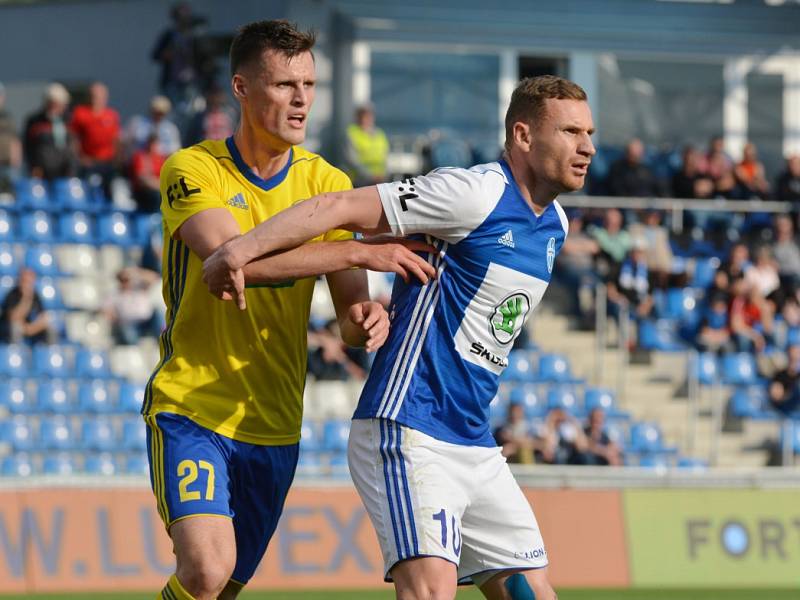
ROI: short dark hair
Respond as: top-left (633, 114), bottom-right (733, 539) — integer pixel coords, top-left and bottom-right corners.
top-left (229, 20), bottom-right (316, 76)
top-left (504, 75), bottom-right (587, 149)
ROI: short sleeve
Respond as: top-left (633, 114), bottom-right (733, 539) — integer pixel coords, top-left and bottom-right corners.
top-left (320, 168), bottom-right (355, 243)
top-left (159, 149), bottom-right (223, 238)
top-left (377, 165), bottom-right (506, 244)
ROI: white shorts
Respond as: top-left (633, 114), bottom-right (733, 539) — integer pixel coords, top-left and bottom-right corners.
top-left (347, 418), bottom-right (548, 586)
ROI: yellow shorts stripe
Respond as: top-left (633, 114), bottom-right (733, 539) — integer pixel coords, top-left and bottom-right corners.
top-left (147, 415), bottom-right (169, 524)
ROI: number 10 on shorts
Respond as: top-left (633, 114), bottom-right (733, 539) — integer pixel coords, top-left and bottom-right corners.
top-left (432, 509), bottom-right (462, 556)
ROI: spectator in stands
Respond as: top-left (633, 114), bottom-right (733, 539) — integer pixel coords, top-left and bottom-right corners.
top-left (707, 268), bottom-right (731, 301)
top-left (344, 104), bottom-right (390, 187)
top-left (129, 134), bottom-right (166, 213)
top-left (775, 155), bottom-right (800, 202)
top-left (151, 2), bottom-right (201, 113)
top-left (23, 83), bottom-right (76, 181)
top-left (185, 84), bottom-right (237, 146)
top-left (728, 275), bottom-right (772, 353)
top-left (582, 408), bottom-right (623, 466)
top-left (767, 344), bottom-right (800, 416)
top-left (629, 209), bottom-right (682, 289)
top-left (700, 135), bottom-right (734, 180)
top-left (306, 319), bottom-right (369, 381)
top-left (672, 145), bottom-right (714, 199)
top-left (555, 211), bottom-right (600, 327)
top-left (609, 241), bottom-right (655, 321)
top-left (0, 268), bottom-right (56, 344)
top-left (102, 267), bottom-right (161, 345)
top-left (696, 294), bottom-right (735, 355)
top-left (0, 82), bottom-right (22, 194)
top-left (607, 138), bottom-right (660, 197)
top-left (536, 407), bottom-right (589, 465)
top-left (125, 95), bottom-right (181, 158)
top-left (721, 242), bottom-right (752, 281)
top-left (494, 401), bottom-right (538, 464)
top-left (735, 142), bottom-right (770, 200)
top-left (588, 207), bottom-right (632, 282)
top-left (69, 81), bottom-right (120, 201)
top-left (745, 246), bottom-right (780, 301)
top-left (773, 215), bottom-right (800, 295)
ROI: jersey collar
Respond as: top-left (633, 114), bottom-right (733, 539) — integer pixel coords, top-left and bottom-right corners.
top-left (225, 136), bottom-right (293, 191)
top-left (498, 158), bottom-right (552, 224)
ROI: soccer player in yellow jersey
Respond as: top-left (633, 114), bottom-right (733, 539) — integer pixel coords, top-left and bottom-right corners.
top-left (146, 20), bottom-right (435, 600)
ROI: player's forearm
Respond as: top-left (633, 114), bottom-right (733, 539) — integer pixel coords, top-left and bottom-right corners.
top-left (225, 188), bottom-right (384, 269)
top-left (241, 240), bottom-right (365, 285)
top-left (338, 316), bottom-right (368, 348)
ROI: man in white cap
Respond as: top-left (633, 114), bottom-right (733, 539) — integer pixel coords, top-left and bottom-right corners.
top-left (23, 82), bottom-right (76, 180)
top-left (125, 94), bottom-right (182, 159)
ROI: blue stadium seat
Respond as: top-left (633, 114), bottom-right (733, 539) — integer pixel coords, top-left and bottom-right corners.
top-left (508, 384), bottom-right (546, 418)
top-left (677, 457), bottom-right (708, 471)
top-left (630, 422), bottom-right (670, 454)
top-left (15, 178), bottom-right (52, 211)
top-left (78, 379), bottom-right (115, 413)
top-left (546, 385), bottom-right (579, 414)
top-left (33, 345), bottom-right (71, 377)
top-left (538, 353), bottom-right (581, 384)
top-left (39, 416), bottom-right (75, 450)
top-left (36, 276), bottom-right (63, 310)
top-left (0, 244), bottom-right (20, 276)
top-left (24, 245), bottom-right (59, 276)
top-left (638, 454), bottom-right (672, 468)
top-left (691, 257), bottom-right (720, 289)
top-left (0, 345), bottom-right (31, 378)
top-left (0, 209), bottom-right (15, 242)
top-left (729, 387), bottom-right (772, 420)
top-left (584, 387), bottom-right (630, 420)
top-left (121, 417), bottom-right (147, 451)
top-left (52, 178), bottom-right (93, 212)
top-left (42, 453), bottom-right (76, 476)
top-left (661, 288), bottom-right (699, 322)
top-left (0, 274), bottom-right (15, 302)
top-left (58, 212), bottom-right (94, 244)
top-left (97, 212), bottom-right (134, 246)
top-left (322, 419), bottom-right (350, 452)
top-left (75, 348), bottom-right (112, 379)
top-left (38, 380), bottom-right (73, 413)
top-left (638, 319), bottom-right (686, 352)
top-left (84, 453), bottom-right (116, 475)
top-left (2, 379), bottom-right (36, 414)
top-left (19, 211), bottom-right (56, 243)
top-left (134, 212), bottom-right (162, 246)
top-left (721, 353), bottom-right (758, 386)
top-left (82, 418), bottom-right (116, 451)
top-left (297, 450), bottom-right (322, 469)
top-left (604, 421), bottom-right (628, 450)
top-left (503, 350), bottom-right (537, 382)
top-left (300, 421), bottom-right (322, 452)
top-left (690, 352), bottom-right (719, 386)
top-left (4, 416), bottom-right (35, 451)
top-left (123, 453), bottom-right (150, 476)
top-left (118, 382), bottom-right (144, 413)
top-left (1, 453), bottom-right (34, 477)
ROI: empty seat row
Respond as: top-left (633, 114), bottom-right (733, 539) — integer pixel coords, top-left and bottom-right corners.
top-left (0, 378), bottom-right (144, 414)
top-left (1, 415), bottom-right (146, 452)
top-left (502, 351), bottom-right (585, 384)
top-left (1, 451), bottom-right (149, 477)
top-left (0, 209), bottom-right (159, 246)
top-left (0, 243), bottom-right (130, 278)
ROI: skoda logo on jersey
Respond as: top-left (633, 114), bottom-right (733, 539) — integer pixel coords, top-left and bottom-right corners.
top-left (489, 291), bottom-right (531, 345)
top-left (546, 237), bottom-right (556, 274)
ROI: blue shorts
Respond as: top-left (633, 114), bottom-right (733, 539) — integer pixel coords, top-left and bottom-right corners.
top-left (145, 412), bottom-right (299, 583)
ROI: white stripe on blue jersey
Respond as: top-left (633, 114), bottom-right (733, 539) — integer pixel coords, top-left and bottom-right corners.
top-left (355, 161), bottom-right (569, 446)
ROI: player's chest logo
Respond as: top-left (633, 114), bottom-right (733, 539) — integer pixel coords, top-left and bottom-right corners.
top-left (489, 291), bottom-right (531, 345)
top-left (225, 192), bottom-right (250, 211)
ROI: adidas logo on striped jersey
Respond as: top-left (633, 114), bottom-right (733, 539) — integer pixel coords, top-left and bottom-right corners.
top-left (498, 230), bottom-right (515, 248)
top-left (226, 193), bottom-right (249, 210)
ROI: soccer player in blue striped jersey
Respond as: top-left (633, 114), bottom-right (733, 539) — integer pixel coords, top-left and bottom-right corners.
top-left (204, 75), bottom-right (595, 600)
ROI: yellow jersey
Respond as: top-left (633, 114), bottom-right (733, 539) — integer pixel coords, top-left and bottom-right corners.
top-left (143, 137), bottom-right (353, 445)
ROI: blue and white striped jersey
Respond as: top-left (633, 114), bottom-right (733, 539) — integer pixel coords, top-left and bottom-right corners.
top-left (353, 160), bottom-right (569, 447)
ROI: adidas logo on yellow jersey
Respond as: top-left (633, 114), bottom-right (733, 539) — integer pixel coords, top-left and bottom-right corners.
top-left (226, 193), bottom-right (249, 210)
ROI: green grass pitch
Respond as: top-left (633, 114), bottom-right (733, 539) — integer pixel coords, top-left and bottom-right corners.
top-left (2, 589), bottom-right (797, 599)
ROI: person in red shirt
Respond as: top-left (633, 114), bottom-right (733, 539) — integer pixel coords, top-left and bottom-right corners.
top-left (129, 133), bottom-right (165, 212)
top-left (70, 82), bottom-right (120, 200)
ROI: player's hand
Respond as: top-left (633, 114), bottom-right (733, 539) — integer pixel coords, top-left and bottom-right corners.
top-left (355, 237), bottom-right (439, 284)
top-left (348, 301), bottom-right (390, 353)
top-left (202, 239), bottom-right (247, 310)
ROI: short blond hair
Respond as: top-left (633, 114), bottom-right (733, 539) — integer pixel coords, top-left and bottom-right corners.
top-left (504, 75), bottom-right (587, 150)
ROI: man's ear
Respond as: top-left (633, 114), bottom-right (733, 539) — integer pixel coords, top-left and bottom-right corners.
top-left (232, 74), bottom-right (247, 100)
top-left (513, 121), bottom-right (532, 152)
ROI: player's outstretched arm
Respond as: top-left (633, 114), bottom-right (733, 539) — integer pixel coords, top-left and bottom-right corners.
top-left (326, 269), bottom-right (389, 352)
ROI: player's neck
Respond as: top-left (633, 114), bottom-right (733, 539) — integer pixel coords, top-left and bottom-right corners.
top-left (233, 127), bottom-right (292, 181)
top-left (504, 152), bottom-right (555, 216)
